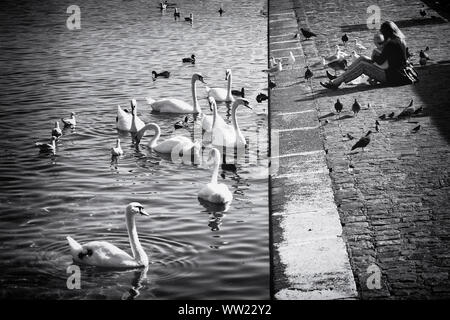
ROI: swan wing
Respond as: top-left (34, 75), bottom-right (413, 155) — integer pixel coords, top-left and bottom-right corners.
top-left (198, 183), bottom-right (233, 204)
top-left (202, 115), bottom-right (213, 132)
top-left (212, 123), bottom-right (236, 147)
top-left (69, 240), bottom-right (140, 268)
top-left (116, 106), bottom-right (132, 131)
top-left (207, 88), bottom-right (230, 102)
top-left (153, 136), bottom-right (191, 153)
top-left (149, 98), bottom-right (194, 114)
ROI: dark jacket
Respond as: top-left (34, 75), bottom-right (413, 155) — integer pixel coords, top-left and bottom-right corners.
top-left (373, 37), bottom-right (413, 85)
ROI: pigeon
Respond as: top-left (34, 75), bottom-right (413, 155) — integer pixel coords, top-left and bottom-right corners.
top-left (334, 99), bottom-right (343, 114)
top-left (269, 80), bottom-right (276, 89)
top-left (182, 54), bottom-right (196, 64)
top-left (412, 125), bottom-right (421, 133)
top-left (35, 136), bottom-right (57, 154)
top-left (346, 133), bottom-right (355, 140)
top-left (52, 121), bottom-right (62, 138)
top-left (352, 99), bottom-right (361, 115)
top-left (304, 66), bottom-right (313, 80)
top-left (375, 120), bottom-right (381, 132)
top-left (419, 49), bottom-right (430, 66)
top-left (256, 93), bottom-right (268, 103)
top-left (218, 7), bottom-right (224, 16)
top-left (413, 106), bottom-right (423, 115)
top-left (288, 51), bottom-right (296, 69)
top-left (174, 116), bottom-right (189, 129)
top-left (420, 6), bottom-right (426, 18)
top-left (341, 34), bottom-right (349, 45)
top-left (328, 59), bottom-right (348, 75)
top-left (111, 138), bottom-right (123, 156)
top-left (397, 99), bottom-right (415, 119)
top-left (300, 28), bottom-right (317, 40)
top-left (231, 87), bottom-right (245, 98)
top-left (185, 13), bottom-right (193, 24)
top-left (62, 112), bottom-right (76, 128)
top-left (269, 56), bottom-right (277, 68)
top-left (293, 33), bottom-right (299, 39)
top-left (351, 131), bottom-right (372, 151)
top-left (173, 8), bottom-right (180, 20)
top-left (388, 112), bottom-right (395, 119)
top-left (152, 70), bottom-right (170, 80)
top-left (378, 114), bottom-right (386, 120)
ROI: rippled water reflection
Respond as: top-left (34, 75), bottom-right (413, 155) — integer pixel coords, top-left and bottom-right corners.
top-left (0, 0), bottom-right (268, 299)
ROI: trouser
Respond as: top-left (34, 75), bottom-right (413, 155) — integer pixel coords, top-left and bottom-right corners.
top-left (333, 59), bottom-right (386, 85)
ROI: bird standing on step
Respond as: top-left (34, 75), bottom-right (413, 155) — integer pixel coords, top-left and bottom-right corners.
top-left (412, 125), bottom-right (421, 133)
top-left (256, 93), bottom-right (268, 103)
top-left (419, 48), bottom-right (430, 66)
top-left (334, 99), bottom-right (343, 114)
top-left (288, 51), bottom-right (296, 69)
top-left (378, 114), bottom-right (386, 120)
top-left (342, 34), bottom-right (349, 46)
top-left (300, 28), bottom-right (317, 40)
top-left (420, 5), bottom-right (427, 18)
top-left (397, 99), bottom-right (415, 119)
top-left (346, 133), bottom-right (355, 140)
top-left (304, 66), bottom-right (313, 81)
top-left (351, 131), bottom-right (372, 152)
top-left (388, 112), bottom-right (395, 119)
top-left (375, 120), bottom-right (381, 132)
top-left (352, 99), bottom-right (361, 115)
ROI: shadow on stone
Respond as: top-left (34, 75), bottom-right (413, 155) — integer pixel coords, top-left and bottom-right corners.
top-left (341, 17), bottom-right (447, 33)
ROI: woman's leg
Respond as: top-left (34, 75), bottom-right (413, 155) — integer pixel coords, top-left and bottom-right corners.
top-left (331, 61), bottom-right (386, 86)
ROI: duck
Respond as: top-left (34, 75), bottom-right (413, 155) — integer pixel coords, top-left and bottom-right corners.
top-left (52, 121), bottom-right (62, 139)
top-left (185, 13), bottom-right (193, 23)
top-left (202, 96), bottom-right (227, 133)
top-left (146, 73), bottom-right (205, 114)
top-left (205, 69), bottom-right (234, 102)
top-left (173, 8), bottom-right (180, 20)
top-left (111, 138), bottom-right (123, 156)
top-left (152, 70), bottom-right (170, 80)
top-left (174, 116), bottom-right (189, 129)
top-left (256, 93), bottom-right (268, 103)
top-left (35, 136), bottom-right (56, 154)
top-left (211, 97), bottom-right (252, 147)
top-left (134, 122), bottom-right (200, 157)
top-left (198, 148), bottom-right (233, 205)
top-left (182, 54), bottom-right (195, 64)
top-left (67, 202), bottom-right (150, 268)
top-left (218, 7), bottom-right (224, 16)
top-left (231, 87), bottom-right (245, 98)
top-left (116, 99), bottom-right (145, 132)
top-left (61, 112), bottom-right (76, 128)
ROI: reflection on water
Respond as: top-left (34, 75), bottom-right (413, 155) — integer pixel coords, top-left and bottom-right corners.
top-left (0, 0), bottom-right (268, 299)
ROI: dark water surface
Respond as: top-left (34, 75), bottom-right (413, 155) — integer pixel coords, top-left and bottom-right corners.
top-left (0, 0), bottom-right (268, 299)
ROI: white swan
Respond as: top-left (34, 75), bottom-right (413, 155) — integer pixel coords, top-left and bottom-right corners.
top-left (202, 96), bottom-right (227, 133)
top-left (116, 99), bottom-right (145, 132)
top-left (135, 122), bottom-right (200, 156)
top-left (205, 69), bottom-right (234, 102)
top-left (67, 202), bottom-right (149, 268)
top-left (146, 73), bottom-right (205, 114)
top-left (61, 112), bottom-right (76, 128)
top-left (198, 148), bottom-right (233, 204)
top-left (211, 98), bottom-right (252, 147)
top-left (111, 138), bottom-right (123, 156)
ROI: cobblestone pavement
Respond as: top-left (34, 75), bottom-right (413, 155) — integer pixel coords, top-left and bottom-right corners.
top-left (270, 0), bottom-right (450, 299)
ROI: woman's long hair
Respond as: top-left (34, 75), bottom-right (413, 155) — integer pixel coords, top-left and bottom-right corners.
top-left (380, 21), bottom-right (406, 46)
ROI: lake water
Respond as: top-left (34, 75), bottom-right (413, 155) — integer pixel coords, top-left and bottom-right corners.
top-left (0, 0), bottom-right (269, 299)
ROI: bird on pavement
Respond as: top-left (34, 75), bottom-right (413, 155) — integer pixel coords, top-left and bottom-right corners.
top-left (342, 34), bottom-right (349, 46)
top-left (334, 99), bottom-right (343, 114)
top-left (375, 120), bottom-right (381, 132)
top-left (412, 125), bottom-right (421, 133)
top-left (351, 131), bottom-right (372, 152)
top-left (256, 93), bottom-right (268, 103)
top-left (420, 5), bottom-right (427, 18)
top-left (397, 99), bottom-right (415, 119)
top-left (288, 51), bottom-right (296, 69)
top-left (379, 114), bottom-right (386, 120)
top-left (346, 133), bottom-right (355, 140)
top-left (419, 48), bottom-right (430, 66)
top-left (304, 66), bottom-right (313, 80)
top-left (269, 80), bottom-right (276, 89)
top-left (352, 99), bottom-right (361, 115)
top-left (413, 106), bottom-right (423, 115)
top-left (388, 112), bottom-right (395, 119)
top-left (300, 28), bottom-right (317, 40)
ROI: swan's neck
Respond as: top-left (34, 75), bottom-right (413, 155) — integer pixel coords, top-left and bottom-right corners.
top-left (231, 104), bottom-right (245, 145)
top-left (126, 212), bottom-right (148, 266)
top-left (226, 73), bottom-right (232, 99)
top-left (131, 108), bottom-right (137, 132)
top-left (136, 123), bottom-right (160, 146)
top-left (210, 153), bottom-right (220, 184)
top-left (212, 103), bottom-right (218, 128)
top-left (191, 78), bottom-right (201, 114)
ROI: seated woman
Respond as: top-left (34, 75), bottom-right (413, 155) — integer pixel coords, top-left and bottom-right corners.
top-left (321, 21), bottom-right (415, 89)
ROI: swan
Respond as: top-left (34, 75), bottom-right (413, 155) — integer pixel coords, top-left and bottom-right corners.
top-left (134, 122), bottom-right (200, 156)
top-left (211, 98), bottom-right (252, 147)
top-left (67, 202), bottom-right (149, 268)
top-left (198, 148), bottom-right (233, 205)
top-left (111, 138), bottom-right (123, 156)
top-left (52, 121), bottom-right (62, 138)
top-left (116, 99), bottom-right (145, 132)
top-left (146, 73), bottom-right (205, 114)
top-left (202, 96), bottom-right (227, 133)
top-left (61, 112), bottom-right (76, 128)
top-left (205, 69), bottom-right (234, 102)
top-left (35, 136), bottom-right (56, 154)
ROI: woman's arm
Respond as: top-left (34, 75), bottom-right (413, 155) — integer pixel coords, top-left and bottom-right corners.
top-left (372, 41), bottom-right (392, 65)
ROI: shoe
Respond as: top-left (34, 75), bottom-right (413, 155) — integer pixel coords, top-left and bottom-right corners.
top-left (326, 71), bottom-right (337, 80)
top-left (320, 81), bottom-right (339, 90)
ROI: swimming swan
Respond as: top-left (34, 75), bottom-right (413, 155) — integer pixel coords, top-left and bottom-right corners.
top-left (146, 73), bottom-right (205, 114)
top-left (111, 138), bottom-right (123, 156)
top-left (134, 122), bottom-right (200, 156)
top-left (211, 98), bottom-right (252, 147)
top-left (62, 112), bottom-right (76, 128)
top-left (198, 148), bottom-right (233, 205)
top-left (66, 202), bottom-right (150, 268)
top-left (116, 99), bottom-right (145, 132)
top-left (205, 69), bottom-right (234, 102)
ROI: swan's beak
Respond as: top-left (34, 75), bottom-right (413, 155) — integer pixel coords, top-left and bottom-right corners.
top-left (139, 208), bottom-right (150, 216)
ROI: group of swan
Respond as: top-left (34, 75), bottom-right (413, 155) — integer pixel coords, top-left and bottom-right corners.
top-left (68, 71), bottom-right (252, 269)
top-left (35, 112), bottom-right (77, 155)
